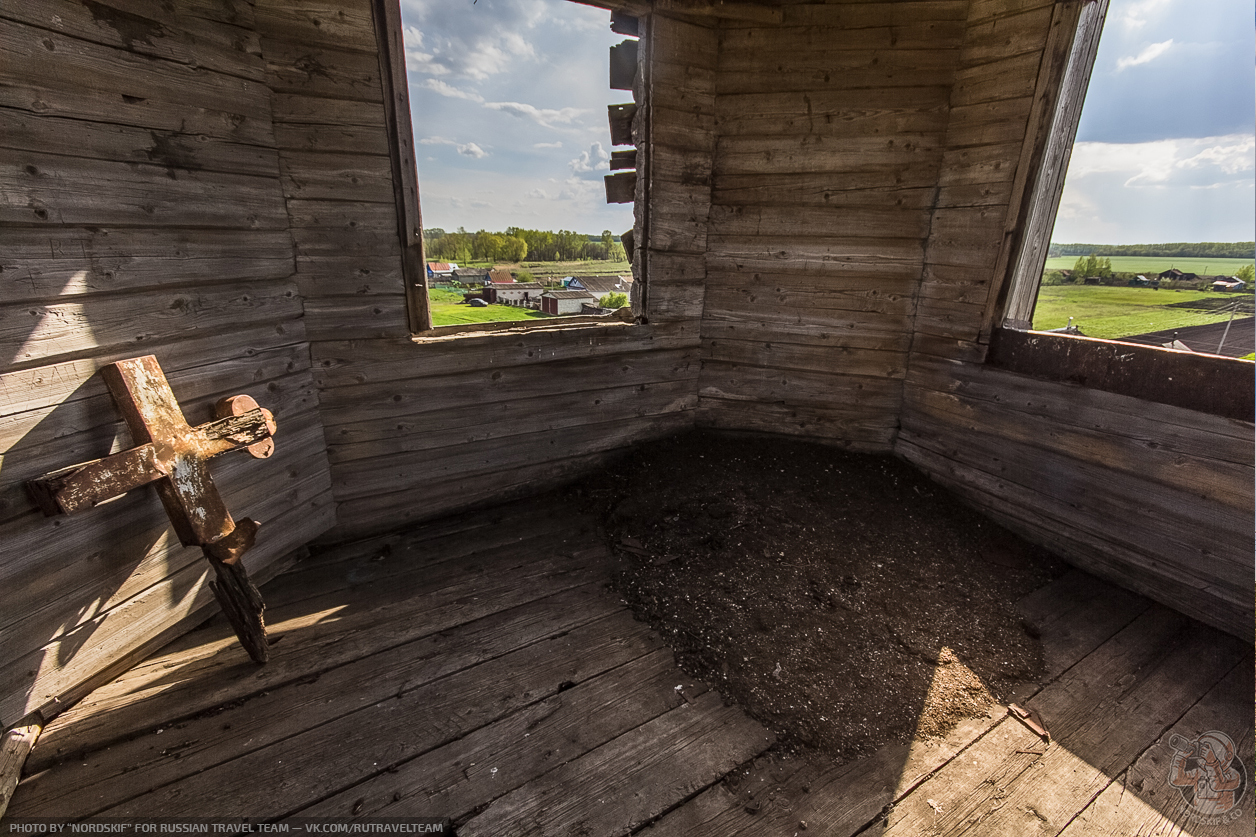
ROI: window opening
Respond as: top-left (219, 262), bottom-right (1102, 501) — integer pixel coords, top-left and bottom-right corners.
top-left (391, 0), bottom-right (643, 332)
top-left (1002, 0), bottom-right (1254, 360)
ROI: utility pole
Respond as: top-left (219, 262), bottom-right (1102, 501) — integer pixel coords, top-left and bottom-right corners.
top-left (1215, 300), bottom-right (1239, 355)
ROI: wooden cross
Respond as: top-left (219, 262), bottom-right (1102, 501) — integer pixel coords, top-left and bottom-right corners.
top-left (28, 355), bottom-right (278, 663)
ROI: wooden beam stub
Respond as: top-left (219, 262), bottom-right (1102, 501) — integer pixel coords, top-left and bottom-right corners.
top-left (610, 149), bottom-right (638, 170)
top-left (608, 103), bottom-right (637, 146)
top-left (605, 172), bottom-right (637, 204)
top-left (610, 39), bottom-right (638, 91)
top-left (610, 11), bottom-right (639, 36)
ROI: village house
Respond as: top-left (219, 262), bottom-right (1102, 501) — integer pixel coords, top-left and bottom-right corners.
top-left (1, 0), bottom-right (1251, 831)
top-left (541, 289), bottom-right (598, 315)
top-left (565, 275), bottom-right (634, 298)
top-left (450, 267), bottom-right (491, 287)
top-left (425, 261), bottom-right (458, 279)
top-left (485, 281), bottom-right (545, 305)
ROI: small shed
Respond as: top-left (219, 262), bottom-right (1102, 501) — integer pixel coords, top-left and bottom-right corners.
top-left (426, 262), bottom-right (457, 278)
top-left (489, 268), bottom-right (515, 284)
top-left (451, 268), bottom-right (491, 287)
top-left (541, 290), bottom-right (597, 315)
top-left (1211, 277), bottom-right (1246, 292)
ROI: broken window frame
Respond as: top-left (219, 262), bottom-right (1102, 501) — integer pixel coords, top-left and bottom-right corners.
top-left (985, 0), bottom-right (1253, 420)
top-left (371, 0), bottom-right (649, 337)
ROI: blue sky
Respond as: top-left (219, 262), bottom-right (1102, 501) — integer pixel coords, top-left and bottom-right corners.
top-left (400, 0), bottom-right (633, 235)
top-left (400, 0), bottom-right (1254, 244)
top-left (1052, 0), bottom-right (1255, 244)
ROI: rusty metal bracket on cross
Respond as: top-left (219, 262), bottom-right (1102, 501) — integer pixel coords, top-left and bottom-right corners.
top-left (27, 355), bottom-right (277, 663)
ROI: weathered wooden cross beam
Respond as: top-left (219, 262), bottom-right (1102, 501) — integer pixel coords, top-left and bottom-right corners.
top-left (28, 355), bottom-right (278, 663)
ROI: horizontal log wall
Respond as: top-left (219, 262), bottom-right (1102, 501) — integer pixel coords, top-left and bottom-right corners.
top-left (0, 0), bottom-right (334, 727)
top-left (897, 0), bottom-right (1255, 638)
top-left (698, 0), bottom-right (968, 449)
top-left (256, 3), bottom-right (714, 542)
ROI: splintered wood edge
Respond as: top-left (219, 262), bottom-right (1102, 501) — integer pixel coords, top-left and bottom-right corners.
top-left (0, 720), bottom-right (43, 820)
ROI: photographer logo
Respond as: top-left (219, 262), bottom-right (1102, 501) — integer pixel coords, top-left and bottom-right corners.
top-left (1166, 730), bottom-right (1246, 825)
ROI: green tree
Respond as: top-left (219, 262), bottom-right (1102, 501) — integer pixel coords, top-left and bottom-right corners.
top-left (1072, 254), bottom-right (1102, 279)
top-left (502, 235), bottom-right (528, 263)
top-left (1235, 264), bottom-right (1254, 283)
top-left (600, 292), bottom-right (628, 309)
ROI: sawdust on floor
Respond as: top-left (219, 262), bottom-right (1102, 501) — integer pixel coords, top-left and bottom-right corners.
top-left (571, 431), bottom-right (1065, 761)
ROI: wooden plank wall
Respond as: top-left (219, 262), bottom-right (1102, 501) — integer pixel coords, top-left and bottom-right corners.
top-left (896, 0), bottom-right (1255, 638)
top-left (697, 0), bottom-right (969, 449)
top-left (254, 2), bottom-right (715, 542)
top-left (0, 0), bottom-right (336, 728)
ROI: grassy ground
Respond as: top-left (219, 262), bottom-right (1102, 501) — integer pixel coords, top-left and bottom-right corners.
top-left (428, 287), bottom-right (556, 327)
top-left (1043, 256), bottom-right (1253, 275)
top-left (1032, 286), bottom-right (1254, 339)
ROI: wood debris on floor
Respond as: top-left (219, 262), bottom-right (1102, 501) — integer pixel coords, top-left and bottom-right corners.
top-left (7, 492), bottom-right (1251, 835)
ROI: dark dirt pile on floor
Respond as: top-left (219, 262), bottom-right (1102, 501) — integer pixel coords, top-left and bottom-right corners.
top-left (571, 431), bottom-right (1066, 761)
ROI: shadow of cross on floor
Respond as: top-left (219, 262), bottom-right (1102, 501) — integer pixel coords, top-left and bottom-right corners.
top-left (27, 355), bottom-right (277, 663)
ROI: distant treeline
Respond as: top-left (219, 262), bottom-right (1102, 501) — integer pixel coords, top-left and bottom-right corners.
top-left (1049, 242), bottom-right (1255, 259)
top-left (425, 227), bottom-right (626, 263)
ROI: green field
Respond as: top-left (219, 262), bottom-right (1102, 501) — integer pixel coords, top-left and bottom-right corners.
top-left (1032, 286), bottom-right (1254, 339)
top-left (455, 259), bottom-right (632, 281)
top-left (1043, 256), bottom-right (1253, 275)
top-left (428, 288), bottom-right (556, 327)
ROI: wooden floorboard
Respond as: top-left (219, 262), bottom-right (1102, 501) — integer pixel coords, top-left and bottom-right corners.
top-left (877, 608), bottom-right (1247, 836)
top-left (10, 583), bottom-right (625, 818)
top-left (457, 690), bottom-right (773, 837)
top-left (1058, 660), bottom-right (1254, 836)
top-left (10, 493), bottom-right (1251, 836)
top-left (89, 610), bottom-right (666, 818)
top-left (296, 650), bottom-right (715, 820)
top-left (28, 538), bottom-right (612, 770)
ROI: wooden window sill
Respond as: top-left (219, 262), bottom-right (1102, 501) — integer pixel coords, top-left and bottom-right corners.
top-left (411, 316), bottom-right (646, 344)
top-left (987, 327), bottom-right (1254, 422)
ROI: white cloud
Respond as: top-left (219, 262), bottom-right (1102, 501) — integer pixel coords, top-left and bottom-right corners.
top-left (423, 78), bottom-right (484, 103)
top-left (1118, 0), bottom-right (1173, 30)
top-left (399, 2), bottom-right (546, 80)
top-left (419, 136), bottom-right (490, 159)
top-left (402, 27), bottom-right (448, 77)
top-left (534, 141), bottom-right (563, 149)
top-left (484, 101), bottom-right (584, 128)
top-left (1068, 134), bottom-right (1254, 187)
top-left (1176, 136), bottom-right (1255, 175)
top-left (568, 141), bottom-right (610, 173)
top-left (1116, 39), bottom-right (1173, 70)
top-left (557, 177), bottom-right (602, 201)
top-left (528, 188), bottom-right (551, 199)
top-left (1052, 132), bottom-right (1256, 242)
